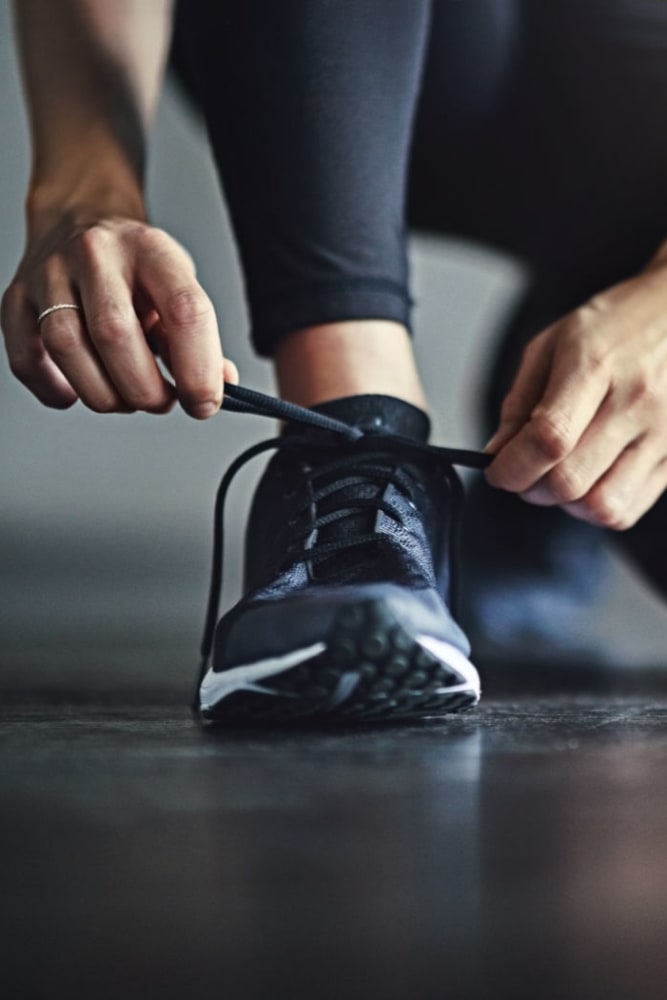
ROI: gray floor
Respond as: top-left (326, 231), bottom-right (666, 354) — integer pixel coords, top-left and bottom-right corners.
top-left (3, 693), bottom-right (667, 1000)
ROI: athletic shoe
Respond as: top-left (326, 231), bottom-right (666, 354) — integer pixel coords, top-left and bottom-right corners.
top-left (195, 384), bottom-right (489, 723)
top-left (459, 475), bottom-right (612, 667)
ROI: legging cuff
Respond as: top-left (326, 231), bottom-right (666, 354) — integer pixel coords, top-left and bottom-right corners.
top-left (250, 279), bottom-right (413, 357)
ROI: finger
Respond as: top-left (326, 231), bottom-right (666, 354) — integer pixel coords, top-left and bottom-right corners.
top-left (484, 329), bottom-right (554, 454)
top-left (146, 317), bottom-right (238, 391)
top-left (518, 397), bottom-right (645, 507)
top-left (223, 358), bottom-right (239, 385)
top-left (37, 288), bottom-right (133, 414)
top-left (486, 328), bottom-right (610, 493)
top-left (77, 267), bottom-right (176, 414)
top-left (1, 282), bottom-right (78, 408)
top-left (563, 449), bottom-right (667, 531)
top-left (137, 237), bottom-right (224, 419)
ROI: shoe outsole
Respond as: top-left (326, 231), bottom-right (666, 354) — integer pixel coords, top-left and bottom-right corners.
top-left (199, 598), bottom-right (480, 725)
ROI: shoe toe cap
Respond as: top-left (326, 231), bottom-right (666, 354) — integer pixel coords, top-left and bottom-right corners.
top-left (213, 582), bottom-right (470, 671)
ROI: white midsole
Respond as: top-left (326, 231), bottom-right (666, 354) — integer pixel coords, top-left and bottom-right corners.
top-left (416, 634), bottom-right (481, 697)
top-left (198, 642), bottom-right (326, 710)
top-left (199, 634), bottom-right (480, 711)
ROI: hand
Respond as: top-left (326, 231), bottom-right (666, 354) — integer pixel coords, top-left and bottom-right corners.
top-left (1, 214), bottom-right (238, 417)
top-left (484, 244), bottom-right (667, 530)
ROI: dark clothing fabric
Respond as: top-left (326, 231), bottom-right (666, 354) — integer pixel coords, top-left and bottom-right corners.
top-left (171, 0), bottom-right (430, 353)
top-left (171, 0), bottom-right (667, 376)
top-left (170, 0), bottom-right (667, 596)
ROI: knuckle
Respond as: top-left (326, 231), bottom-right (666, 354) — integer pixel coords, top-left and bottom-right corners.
top-left (584, 488), bottom-right (628, 530)
top-left (585, 350), bottom-right (608, 377)
top-left (580, 295), bottom-right (609, 322)
top-left (135, 225), bottom-right (171, 254)
top-left (162, 287), bottom-right (212, 329)
top-left (626, 371), bottom-right (659, 410)
top-left (528, 409), bottom-right (573, 462)
top-left (73, 225), bottom-right (112, 267)
top-left (127, 387), bottom-right (169, 412)
top-left (546, 463), bottom-right (586, 503)
top-left (86, 394), bottom-right (124, 415)
top-left (87, 307), bottom-right (132, 348)
top-left (578, 340), bottom-right (608, 376)
top-left (137, 226), bottom-right (194, 268)
top-left (87, 401), bottom-right (113, 415)
top-left (568, 309), bottom-right (609, 367)
top-left (8, 344), bottom-right (40, 380)
top-left (41, 320), bottom-right (80, 358)
top-left (179, 377), bottom-right (222, 407)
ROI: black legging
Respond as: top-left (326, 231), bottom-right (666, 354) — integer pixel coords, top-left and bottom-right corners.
top-left (171, 0), bottom-right (667, 593)
top-left (172, 0), bottom-right (667, 363)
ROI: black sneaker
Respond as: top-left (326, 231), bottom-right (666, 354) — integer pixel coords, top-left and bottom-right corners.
top-left (195, 384), bottom-right (489, 724)
top-left (459, 476), bottom-right (613, 668)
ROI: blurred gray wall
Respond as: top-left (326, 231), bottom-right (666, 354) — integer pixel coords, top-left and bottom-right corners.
top-left (0, 2), bottom-right (663, 698)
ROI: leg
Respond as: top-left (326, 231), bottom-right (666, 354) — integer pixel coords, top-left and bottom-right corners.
top-left (172, 0), bottom-right (431, 409)
top-left (273, 321), bottom-right (426, 410)
top-left (406, 1), bottom-right (667, 660)
top-left (480, 1), bottom-right (667, 601)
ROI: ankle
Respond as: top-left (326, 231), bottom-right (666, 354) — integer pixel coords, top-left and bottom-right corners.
top-left (272, 321), bottom-right (429, 412)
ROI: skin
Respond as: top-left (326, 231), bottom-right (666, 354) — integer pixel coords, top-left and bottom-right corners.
top-left (273, 321), bottom-right (427, 412)
top-left (2, 0), bottom-right (237, 418)
top-left (2, 1), bottom-right (666, 530)
top-left (484, 241), bottom-right (667, 530)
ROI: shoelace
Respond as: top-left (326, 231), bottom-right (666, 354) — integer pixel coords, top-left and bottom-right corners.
top-left (199, 383), bottom-right (491, 672)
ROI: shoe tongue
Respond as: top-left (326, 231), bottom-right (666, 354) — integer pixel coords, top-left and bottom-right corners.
top-left (310, 394), bottom-right (431, 442)
top-left (283, 395), bottom-right (429, 582)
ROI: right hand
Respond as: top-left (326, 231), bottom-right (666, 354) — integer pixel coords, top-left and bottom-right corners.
top-left (1, 213), bottom-right (238, 417)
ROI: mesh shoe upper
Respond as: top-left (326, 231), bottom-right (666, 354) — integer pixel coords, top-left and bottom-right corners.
top-left (200, 389), bottom-right (488, 675)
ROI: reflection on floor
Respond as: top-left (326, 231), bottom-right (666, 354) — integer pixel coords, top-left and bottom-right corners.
top-left (2, 680), bottom-right (667, 1000)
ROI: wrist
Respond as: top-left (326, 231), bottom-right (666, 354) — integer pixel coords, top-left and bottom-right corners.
top-left (26, 134), bottom-right (147, 239)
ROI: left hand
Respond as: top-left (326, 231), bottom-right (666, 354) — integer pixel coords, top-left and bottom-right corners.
top-left (484, 242), bottom-right (667, 530)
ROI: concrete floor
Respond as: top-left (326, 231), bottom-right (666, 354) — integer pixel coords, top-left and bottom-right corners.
top-left (3, 684), bottom-right (667, 1000)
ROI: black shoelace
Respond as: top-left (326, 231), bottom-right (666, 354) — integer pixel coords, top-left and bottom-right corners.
top-left (199, 383), bottom-right (491, 673)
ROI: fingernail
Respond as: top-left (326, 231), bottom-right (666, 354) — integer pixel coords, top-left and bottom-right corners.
top-left (191, 401), bottom-right (220, 419)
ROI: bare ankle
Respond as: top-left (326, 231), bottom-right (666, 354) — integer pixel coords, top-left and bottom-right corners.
top-left (273, 320), bottom-right (429, 411)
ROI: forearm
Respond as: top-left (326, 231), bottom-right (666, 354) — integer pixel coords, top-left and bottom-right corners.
top-left (12, 0), bottom-right (174, 229)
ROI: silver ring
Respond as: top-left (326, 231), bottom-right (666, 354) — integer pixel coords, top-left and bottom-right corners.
top-left (37, 303), bottom-right (81, 325)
